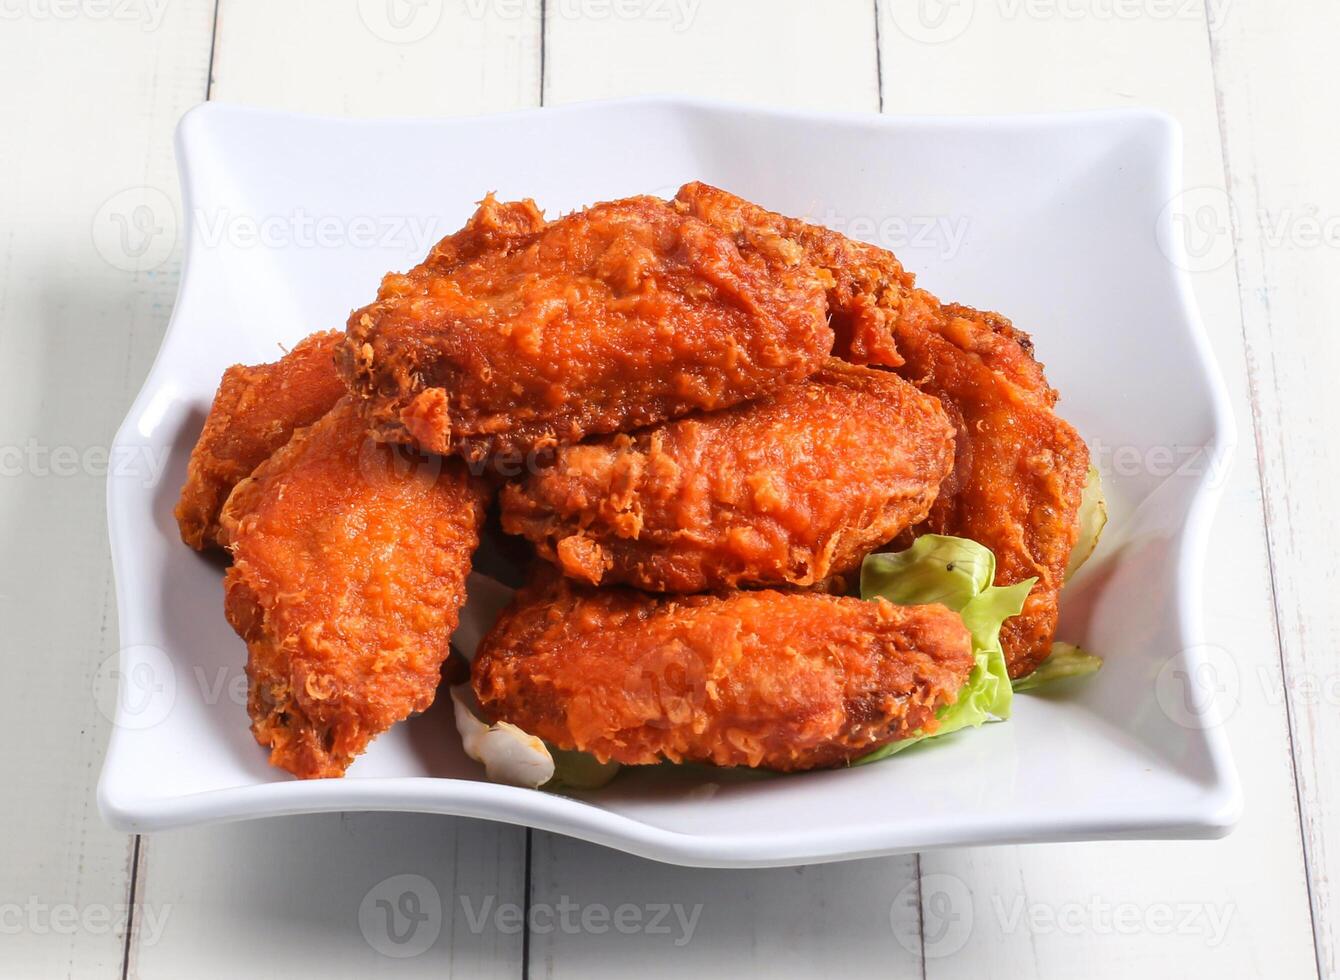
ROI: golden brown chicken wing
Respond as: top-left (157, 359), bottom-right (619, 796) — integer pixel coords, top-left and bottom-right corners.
top-left (174, 330), bottom-right (346, 550)
top-left (219, 399), bottom-right (489, 778)
top-left (472, 575), bottom-right (974, 771)
top-left (675, 182), bottom-right (1089, 677)
top-left (673, 183), bottom-right (1054, 394)
top-left (338, 194), bottom-right (832, 464)
top-left (887, 307), bottom-right (1089, 677)
top-left (500, 360), bottom-right (955, 592)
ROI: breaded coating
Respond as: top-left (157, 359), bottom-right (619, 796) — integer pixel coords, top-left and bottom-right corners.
top-left (675, 182), bottom-right (1089, 677)
top-left (339, 194), bottom-right (832, 463)
top-left (219, 400), bottom-right (488, 778)
top-left (472, 576), bottom-right (975, 771)
top-left (673, 183), bottom-right (1054, 395)
top-left (500, 360), bottom-right (955, 592)
top-left (174, 330), bottom-right (346, 550)
top-left (888, 307), bottom-right (1089, 677)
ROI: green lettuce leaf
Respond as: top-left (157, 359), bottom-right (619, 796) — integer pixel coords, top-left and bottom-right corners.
top-left (1065, 465), bottom-right (1108, 581)
top-left (1011, 642), bottom-right (1103, 692)
top-left (860, 533), bottom-right (995, 609)
top-left (855, 535), bottom-right (1034, 763)
top-left (546, 745), bottom-right (622, 790)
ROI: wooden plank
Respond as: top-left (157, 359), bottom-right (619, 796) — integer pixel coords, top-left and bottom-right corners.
top-left (528, 3), bottom-right (917, 975)
top-left (879, 2), bottom-right (1318, 977)
top-left (125, 2), bottom-right (541, 977)
top-left (534, 2), bottom-right (1312, 976)
top-left (543, 0), bottom-right (880, 111)
top-left (528, 836), bottom-right (926, 979)
top-left (209, 0), bottom-right (541, 117)
top-left (127, 815), bottom-right (526, 979)
top-left (0, 3), bottom-right (216, 978)
top-left (1209, 2), bottom-right (1340, 975)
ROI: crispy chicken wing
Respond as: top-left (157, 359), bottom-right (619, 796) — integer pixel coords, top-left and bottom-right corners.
top-left (500, 360), bottom-right (955, 592)
top-left (175, 330), bottom-right (346, 550)
top-left (675, 182), bottom-right (1089, 676)
top-left (339, 194), bottom-right (832, 463)
top-left (887, 308), bottom-right (1089, 676)
top-left (219, 399), bottom-right (489, 778)
top-left (472, 575), bottom-right (974, 771)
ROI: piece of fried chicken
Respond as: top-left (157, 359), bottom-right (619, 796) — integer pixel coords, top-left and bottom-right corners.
top-left (218, 399), bottom-right (489, 778)
top-left (338, 194), bottom-right (832, 464)
top-left (500, 359), bottom-right (955, 592)
top-left (472, 574), bottom-right (973, 771)
top-left (675, 182), bottom-right (1089, 677)
top-left (174, 330), bottom-right (346, 550)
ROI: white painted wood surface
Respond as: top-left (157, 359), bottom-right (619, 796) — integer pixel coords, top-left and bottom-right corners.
top-left (0, 1), bottom-right (1331, 977)
top-left (542, 0), bottom-right (880, 110)
top-left (209, 0), bottom-right (541, 116)
top-left (0, 4), bottom-right (215, 978)
top-left (877, 3), bottom-right (1320, 978)
top-left (1209, 3), bottom-right (1340, 976)
top-left (124, 3), bottom-right (541, 978)
top-left (128, 814), bottom-right (526, 979)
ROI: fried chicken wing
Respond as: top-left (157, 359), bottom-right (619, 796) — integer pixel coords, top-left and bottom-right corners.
top-left (673, 183), bottom-right (1054, 394)
top-left (675, 182), bottom-right (1089, 676)
top-left (219, 399), bottom-right (489, 778)
top-left (472, 575), bottom-right (974, 771)
top-left (174, 330), bottom-right (346, 550)
top-left (500, 360), bottom-right (955, 592)
top-left (886, 306), bottom-right (1089, 676)
top-left (339, 194), bottom-right (832, 463)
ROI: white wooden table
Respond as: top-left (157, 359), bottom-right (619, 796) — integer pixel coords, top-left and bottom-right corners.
top-left (2, 1), bottom-right (1334, 976)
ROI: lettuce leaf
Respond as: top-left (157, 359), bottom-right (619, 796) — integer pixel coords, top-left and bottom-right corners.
top-left (860, 533), bottom-right (995, 609)
top-left (854, 535), bottom-right (1033, 763)
top-left (1011, 642), bottom-right (1102, 692)
top-left (547, 745), bottom-right (622, 789)
top-left (1065, 465), bottom-right (1108, 581)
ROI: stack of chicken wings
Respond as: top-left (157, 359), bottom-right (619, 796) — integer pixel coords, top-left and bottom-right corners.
top-left (175, 184), bottom-right (1089, 780)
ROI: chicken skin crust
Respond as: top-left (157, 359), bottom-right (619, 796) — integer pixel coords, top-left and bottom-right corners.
top-left (219, 399), bottom-right (488, 779)
top-left (174, 330), bottom-right (346, 550)
top-left (472, 577), bottom-right (974, 771)
top-left (338, 194), bottom-right (832, 464)
top-left (888, 309), bottom-right (1088, 677)
top-left (500, 360), bottom-right (956, 592)
top-left (675, 182), bottom-right (1089, 677)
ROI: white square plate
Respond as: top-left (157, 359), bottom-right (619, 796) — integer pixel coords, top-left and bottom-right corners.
top-left (100, 97), bottom-right (1239, 867)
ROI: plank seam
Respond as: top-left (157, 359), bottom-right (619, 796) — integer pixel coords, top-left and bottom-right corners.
top-left (119, 3), bottom-right (220, 975)
top-left (119, 835), bottom-right (142, 980)
top-left (205, 0), bottom-right (222, 100)
top-left (1200, 5), bottom-right (1325, 979)
top-left (522, 830), bottom-right (533, 980)
top-left (539, 0), bottom-right (547, 106)
top-left (873, 0), bottom-right (884, 113)
top-left (914, 853), bottom-right (927, 980)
